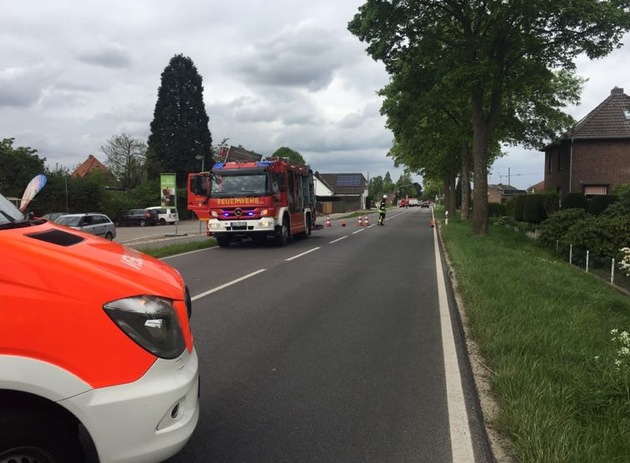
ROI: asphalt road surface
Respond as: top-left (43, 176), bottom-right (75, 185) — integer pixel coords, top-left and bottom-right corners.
top-left (155, 208), bottom-right (494, 463)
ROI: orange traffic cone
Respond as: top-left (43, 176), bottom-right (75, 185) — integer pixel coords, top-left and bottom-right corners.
top-left (358, 216), bottom-right (363, 226)
top-left (364, 216), bottom-right (369, 226)
top-left (326, 216), bottom-right (332, 227)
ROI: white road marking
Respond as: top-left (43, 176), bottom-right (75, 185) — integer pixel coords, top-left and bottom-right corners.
top-left (191, 269), bottom-right (267, 301)
top-left (329, 236), bottom-right (348, 244)
top-left (285, 247), bottom-right (321, 261)
top-left (432, 219), bottom-right (475, 462)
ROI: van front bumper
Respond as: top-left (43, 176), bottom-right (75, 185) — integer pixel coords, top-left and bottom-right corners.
top-left (63, 347), bottom-right (200, 463)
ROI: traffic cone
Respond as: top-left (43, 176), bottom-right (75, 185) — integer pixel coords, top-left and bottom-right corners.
top-left (326, 216), bottom-right (332, 227)
top-left (358, 216), bottom-right (363, 226)
top-left (341, 219), bottom-right (346, 227)
top-left (364, 216), bottom-right (369, 226)
top-left (430, 219), bottom-right (435, 228)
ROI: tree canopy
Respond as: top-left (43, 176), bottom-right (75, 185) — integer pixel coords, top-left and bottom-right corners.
top-left (270, 147), bottom-right (306, 165)
top-left (100, 133), bottom-right (147, 190)
top-left (349, 0), bottom-right (630, 234)
top-left (147, 54), bottom-right (213, 187)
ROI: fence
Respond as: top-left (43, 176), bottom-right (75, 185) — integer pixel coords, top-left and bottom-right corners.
top-left (554, 240), bottom-right (630, 294)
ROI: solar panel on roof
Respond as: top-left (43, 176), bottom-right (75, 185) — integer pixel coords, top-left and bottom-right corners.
top-left (336, 174), bottom-right (361, 187)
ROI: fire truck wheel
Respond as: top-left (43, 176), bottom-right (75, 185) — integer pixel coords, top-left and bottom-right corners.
top-left (0, 407), bottom-right (84, 463)
top-left (275, 217), bottom-right (289, 246)
top-left (216, 235), bottom-right (232, 247)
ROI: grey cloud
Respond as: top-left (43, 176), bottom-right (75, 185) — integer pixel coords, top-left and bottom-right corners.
top-left (76, 45), bottom-right (131, 69)
top-left (231, 23), bottom-right (356, 91)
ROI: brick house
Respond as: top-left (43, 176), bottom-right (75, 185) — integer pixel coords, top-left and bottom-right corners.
top-left (488, 184), bottom-right (526, 204)
top-left (72, 154), bottom-right (116, 182)
top-left (543, 87), bottom-right (630, 196)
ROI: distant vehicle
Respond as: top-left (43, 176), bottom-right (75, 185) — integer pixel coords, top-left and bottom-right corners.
top-left (55, 212), bottom-right (117, 240)
top-left (0, 190), bottom-right (199, 462)
top-left (408, 198), bottom-right (420, 207)
top-left (398, 199), bottom-right (408, 207)
top-left (115, 208), bottom-right (159, 227)
top-left (41, 211), bottom-right (67, 221)
top-left (146, 206), bottom-right (179, 225)
top-left (421, 200), bottom-right (431, 208)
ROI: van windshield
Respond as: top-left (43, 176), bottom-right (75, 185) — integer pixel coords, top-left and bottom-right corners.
top-left (0, 193), bottom-right (26, 226)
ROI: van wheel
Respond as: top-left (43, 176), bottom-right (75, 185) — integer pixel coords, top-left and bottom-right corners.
top-left (0, 408), bottom-right (84, 463)
top-left (159, 218), bottom-right (166, 225)
top-left (140, 219), bottom-right (147, 227)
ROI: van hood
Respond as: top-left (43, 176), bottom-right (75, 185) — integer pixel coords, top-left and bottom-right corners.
top-left (5, 222), bottom-right (185, 302)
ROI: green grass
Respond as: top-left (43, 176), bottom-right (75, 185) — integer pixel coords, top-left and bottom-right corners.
top-left (440, 215), bottom-right (630, 463)
top-left (137, 239), bottom-right (216, 258)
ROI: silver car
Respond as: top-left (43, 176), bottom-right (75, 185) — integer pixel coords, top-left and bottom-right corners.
top-left (55, 213), bottom-right (117, 240)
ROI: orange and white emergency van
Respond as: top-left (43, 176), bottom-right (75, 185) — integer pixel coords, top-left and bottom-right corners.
top-left (0, 192), bottom-right (199, 463)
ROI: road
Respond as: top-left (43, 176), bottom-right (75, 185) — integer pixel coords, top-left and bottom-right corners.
top-left (151, 208), bottom-right (493, 462)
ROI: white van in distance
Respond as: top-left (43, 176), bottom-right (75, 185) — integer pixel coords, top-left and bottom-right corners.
top-left (146, 206), bottom-right (179, 225)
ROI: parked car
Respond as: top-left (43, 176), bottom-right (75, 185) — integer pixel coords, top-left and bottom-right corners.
top-left (115, 208), bottom-right (159, 227)
top-left (146, 206), bottom-right (179, 225)
top-left (54, 212), bottom-right (117, 240)
top-left (0, 191), bottom-right (199, 462)
top-left (41, 211), bottom-right (67, 221)
top-left (421, 200), bottom-right (431, 208)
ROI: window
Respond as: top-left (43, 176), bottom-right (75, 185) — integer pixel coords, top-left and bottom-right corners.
top-left (583, 185), bottom-right (608, 195)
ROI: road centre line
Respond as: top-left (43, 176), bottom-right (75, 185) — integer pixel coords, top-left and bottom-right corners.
top-left (285, 247), bottom-right (320, 261)
top-left (329, 236), bottom-right (348, 244)
top-left (433, 219), bottom-right (475, 461)
top-left (352, 228), bottom-right (365, 235)
top-left (191, 268), bottom-right (267, 301)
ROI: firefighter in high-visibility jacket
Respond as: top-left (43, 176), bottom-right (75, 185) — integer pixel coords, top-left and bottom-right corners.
top-left (377, 194), bottom-right (387, 226)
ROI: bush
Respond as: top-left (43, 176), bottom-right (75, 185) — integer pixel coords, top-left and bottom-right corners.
top-left (512, 194), bottom-right (527, 222)
top-left (603, 190), bottom-right (630, 218)
top-left (561, 193), bottom-right (587, 210)
top-left (562, 214), bottom-right (630, 259)
top-left (542, 191), bottom-right (559, 217)
top-left (587, 194), bottom-right (618, 216)
top-left (523, 194), bottom-right (547, 224)
top-left (488, 202), bottom-right (507, 217)
top-left (537, 208), bottom-right (590, 249)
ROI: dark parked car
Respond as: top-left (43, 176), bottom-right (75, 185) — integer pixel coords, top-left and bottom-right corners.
top-left (115, 208), bottom-right (158, 227)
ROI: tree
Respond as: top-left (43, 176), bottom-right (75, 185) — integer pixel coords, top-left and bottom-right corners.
top-left (270, 147), bottom-right (306, 165)
top-left (100, 133), bottom-right (147, 190)
top-left (147, 54), bottom-right (213, 187)
top-left (349, 0), bottom-right (629, 234)
top-left (0, 138), bottom-right (46, 198)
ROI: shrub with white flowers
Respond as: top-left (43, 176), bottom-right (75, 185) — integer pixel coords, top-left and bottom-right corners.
top-left (619, 247), bottom-right (630, 277)
top-left (610, 329), bottom-right (630, 371)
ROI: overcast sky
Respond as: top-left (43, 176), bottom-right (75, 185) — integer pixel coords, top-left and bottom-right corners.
top-left (2, 1), bottom-right (629, 191)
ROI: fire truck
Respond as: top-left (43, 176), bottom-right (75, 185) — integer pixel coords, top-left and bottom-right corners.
top-left (187, 158), bottom-right (322, 247)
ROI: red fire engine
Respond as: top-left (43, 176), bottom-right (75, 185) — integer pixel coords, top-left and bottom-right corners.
top-left (187, 158), bottom-right (321, 247)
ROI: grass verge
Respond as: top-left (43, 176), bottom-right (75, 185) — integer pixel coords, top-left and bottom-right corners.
top-left (138, 239), bottom-right (216, 258)
top-left (440, 215), bottom-right (630, 463)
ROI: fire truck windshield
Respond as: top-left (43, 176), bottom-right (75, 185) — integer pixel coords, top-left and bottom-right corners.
top-left (211, 172), bottom-right (269, 198)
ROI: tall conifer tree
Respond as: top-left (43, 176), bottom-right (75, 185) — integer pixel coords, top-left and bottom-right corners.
top-left (147, 54), bottom-right (213, 186)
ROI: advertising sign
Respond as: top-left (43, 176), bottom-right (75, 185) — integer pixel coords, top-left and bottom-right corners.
top-left (160, 173), bottom-right (176, 207)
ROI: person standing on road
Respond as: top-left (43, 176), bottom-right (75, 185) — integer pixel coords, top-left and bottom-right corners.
top-left (377, 194), bottom-right (387, 226)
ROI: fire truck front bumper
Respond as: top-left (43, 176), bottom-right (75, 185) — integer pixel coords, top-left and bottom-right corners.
top-left (207, 218), bottom-right (276, 234)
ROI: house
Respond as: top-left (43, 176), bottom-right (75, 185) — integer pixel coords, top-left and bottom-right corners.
top-left (71, 154), bottom-right (115, 181)
top-left (488, 184), bottom-right (526, 204)
top-left (314, 172), bottom-right (368, 214)
top-left (527, 180), bottom-right (545, 194)
top-left (543, 87), bottom-right (630, 196)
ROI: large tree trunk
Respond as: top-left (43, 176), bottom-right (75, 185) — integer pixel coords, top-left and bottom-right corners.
top-left (460, 144), bottom-right (471, 222)
top-left (471, 116), bottom-right (490, 235)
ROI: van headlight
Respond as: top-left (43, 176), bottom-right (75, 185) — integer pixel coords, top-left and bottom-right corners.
top-left (104, 296), bottom-right (186, 359)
